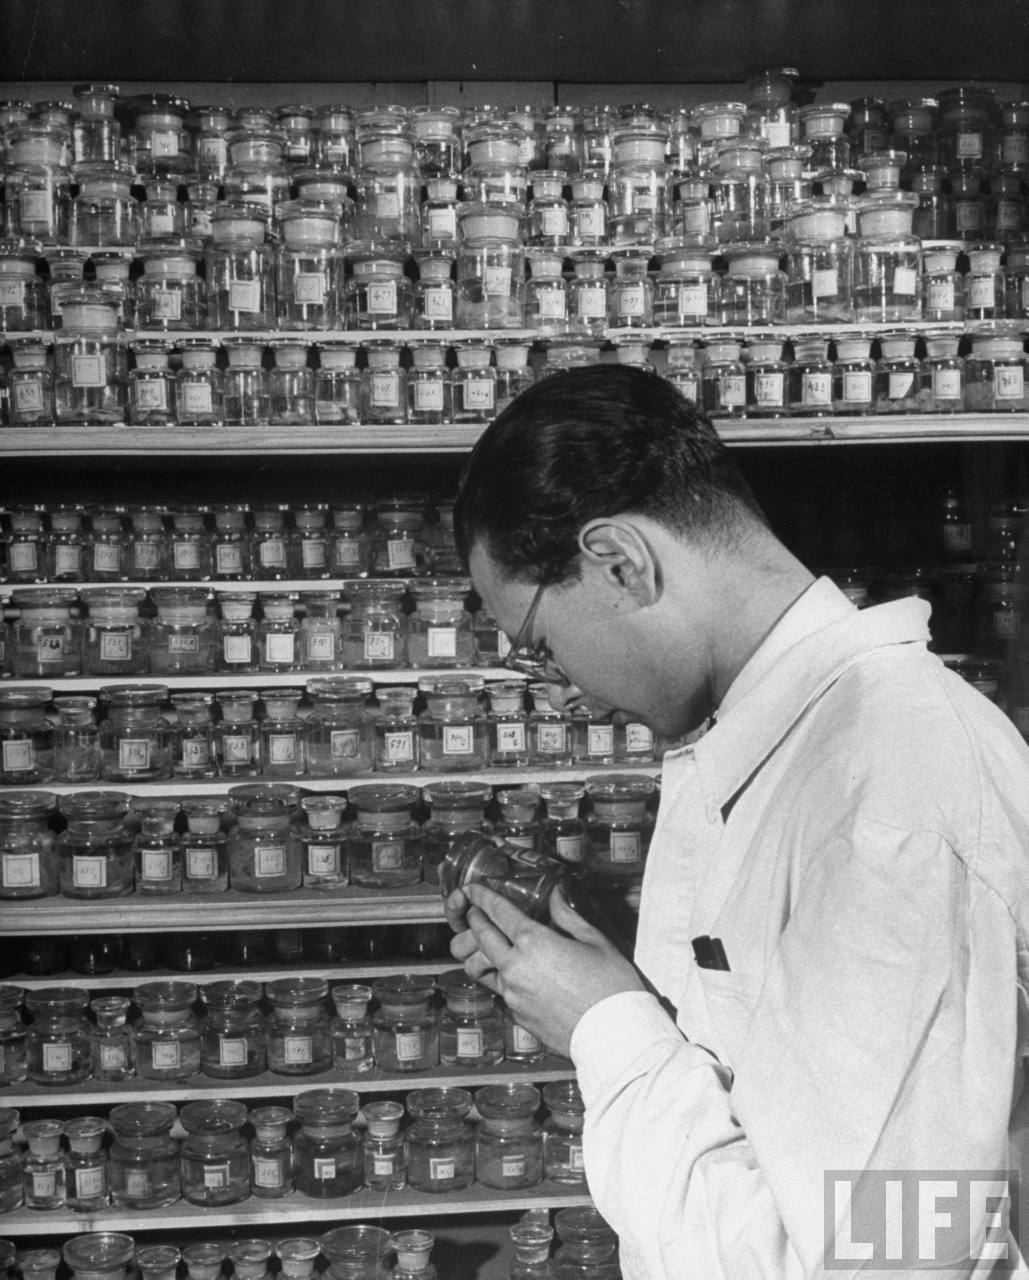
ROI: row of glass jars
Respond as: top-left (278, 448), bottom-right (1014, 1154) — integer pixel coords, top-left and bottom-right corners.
top-left (0, 772), bottom-right (658, 897)
top-left (0, 969), bottom-right (570, 1083)
top-left (0, 502), bottom-right (459, 583)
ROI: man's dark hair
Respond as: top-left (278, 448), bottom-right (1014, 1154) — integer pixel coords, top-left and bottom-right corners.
top-left (453, 364), bottom-right (768, 584)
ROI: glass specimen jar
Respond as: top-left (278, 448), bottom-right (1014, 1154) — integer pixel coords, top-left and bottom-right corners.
top-left (305, 677), bottom-right (375, 777)
top-left (494, 340), bottom-right (534, 414)
top-left (293, 511), bottom-right (332, 580)
top-left (176, 338), bottom-right (224, 427)
top-left (789, 337), bottom-right (835, 417)
top-left (783, 200), bottom-right (853, 323)
top-left (62, 1234), bottom-right (139, 1280)
top-left (6, 339), bottom-right (54, 425)
top-left (0, 791), bottom-right (57, 898)
top-left (5, 510), bottom-right (46, 585)
top-left (354, 159), bottom-right (421, 245)
top-left (372, 500), bottom-right (431, 576)
top-left (569, 704), bottom-right (617, 764)
top-left (832, 334), bottom-right (876, 415)
top-left (923, 334), bottom-right (966, 413)
top-left (0, 1105), bottom-right (22, 1206)
top-left (937, 84), bottom-right (997, 176)
top-left (10, 590), bottom-right (82, 678)
top-left (57, 790), bottom-right (133, 898)
top-left (0, 236), bottom-right (46, 331)
top-left (799, 101), bottom-right (852, 170)
top-left (358, 340), bottom-right (407, 424)
top-left (567, 169), bottom-right (608, 246)
top-left (26, 986), bottom-right (91, 1085)
top-left (347, 783), bottom-right (422, 887)
top-left (492, 785), bottom-right (539, 851)
top-left (276, 199), bottom-right (343, 329)
top-left (720, 243), bottom-right (786, 326)
top-left (475, 1082), bottom-right (543, 1189)
top-left (297, 793), bottom-right (347, 889)
top-left (710, 140), bottom-right (768, 243)
top-left (43, 505), bottom-right (84, 583)
top-left (81, 588), bottom-right (148, 677)
top-left (248, 507), bottom-right (288, 579)
top-left (344, 240), bottom-right (412, 330)
top-left (965, 243), bottom-right (1006, 320)
top-left (205, 203), bottom-right (274, 329)
top-left (419, 677), bottom-right (489, 771)
top-left (0, 686), bottom-right (54, 784)
top-left (17, 1252), bottom-right (62, 1280)
top-left (149, 586), bottom-right (216, 674)
top-left (524, 249), bottom-right (568, 336)
top-left (406, 341), bottom-right (450, 423)
top-left (421, 780), bottom-right (492, 885)
top-left (554, 1207), bottom-right (620, 1280)
top-left (89, 994), bottom-right (134, 1081)
top-left (527, 683), bottom-right (573, 766)
top-left (607, 245), bottom-right (654, 327)
top-left (584, 773), bottom-right (656, 880)
top-left (266, 977), bottom-right (331, 1074)
top-left (358, 1100), bottom-right (405, 1192)
top-left (98, 682), bottom-right (172, 781)
top-left (181, 796), bottom-right (229, 891)
top-left (227, 783), bottom-right (302, 891)
top-left (853, 193), bottom-right (922, 322)
top-left (652, 238), bottom-right (719, 327)
top-left (126, 506), bottom-right (170, 581)
top-left (181, 1243), bottom-right (226, 1280)
top-left (407, 578), bottom-right (474, 668)
top-left (64, 1115), bottom-right (110, 1211)
top-left (874, 331), bottom-right (926, 414)
top-left (698, 337), bottom-right (748, 418)
top-left (667, 340), bottom-right (707, 405)
top-left (132, 796), bottom-right (183, 892)
top-left (765, 144), bottom-right (813, 236)
top-left (133, 980), bottom-right (201, 1082)
top-left (257, 594), bottom-right (300, 671)
top-left (249, 1105), bottom-right (294, 1198)
top-left (179, 1098), bottom-right (251, 1206)
top-left (527, 170), bottom-right (570, 246)
top-left (293, 1088), bottom-right (363, 1198)
top-left (210, 502), bottom-right (252, 579)
top-left (457, 209), bottom-right (526, 330)
top-left (421, 180), bottom-right (460, 249)
top-left (129, 92), bottom-right (188, 173)
top-left (451, 340), bottom-right (497, 421)
top-left (921, 242), bottom-right (965, 321)
top-left (746, 67), bottom-right (799, 147)
top-left (259, 689), bottom-right (306, 778)
top-left (741, 335), bottom-right (787, 418)
top-left (224, 1241), bottom-right (273, 1280)
top-left (216, 591), bottom-right (258, 673)
top-left (405, 1087), bottom-right (475, 1194)
top-left (52, 286), bottom-right (126, 425)
top-left (542, 1079), bottom-right (586, 1184)
top-left (331, 983), bottom-right (373, 1073)
top-left (136, 1246), bottom-right (181, 1280)
top-left (539, 781), bottom-right (586, 864)
top-left (135, 238), bottom-right (206, 329)
top-left (407, 251), bottom-right (453, 333)
top-left (559, 249), bottom-right (607, 337)
top-left (373, 685), bottom-right (419, 772)
top-left (214, 689), bottom-right (261, 778)
top-left (71, 82), bottom-right (119, 162)
top-left (484, 680), bottom-right (529, 767)
top-left (965, 327), bottom-right (1029, 412)
top-left (371, 973), bottom-right (438, 1071)
top-left (320, 1225), bottom-right (392, 1280)
top-left (314, 341), bottom-right (362, 425)
top-left (342, 580), bottom-right (406, 668)
top-left (269, 338), bottom-right (315, 425)
top-left (437, 968), bottom-right (504, 1067)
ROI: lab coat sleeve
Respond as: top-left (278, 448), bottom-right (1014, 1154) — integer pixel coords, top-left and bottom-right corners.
top-left (570, 823), bottom-right (1023, 1280)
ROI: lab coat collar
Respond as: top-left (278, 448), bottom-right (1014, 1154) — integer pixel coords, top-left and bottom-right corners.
top-left (687, 577), bottom-right (933, 821)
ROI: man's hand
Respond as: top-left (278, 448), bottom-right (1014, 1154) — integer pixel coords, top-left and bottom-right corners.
top-left (444, 881), bottom-right (645, 1057)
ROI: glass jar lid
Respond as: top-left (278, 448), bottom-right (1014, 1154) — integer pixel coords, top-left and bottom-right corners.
top-left (405, 1085), bottom-right (473, 1120)
top-left (62, 1234), bottom-right (135, 1274)
top-left (58, 790), bottom-right (130, 823)
top-left (475, 1081), bottom-right (541, 1120)
top-left (201, 979), bottom-right (262, 1009)
top-left (265, 976), bottom-right (328, 1005)
top-left (228, 783), bottom-right (300, 817)
top-left (180, 1098), bottom-right (248, 1134)
top-left (293, 1086), bottom-right (360, 1126)
top-left (108, 1100), bottom-right (177, 1137)
top-left (134, 980), bottom-right (197, 1011)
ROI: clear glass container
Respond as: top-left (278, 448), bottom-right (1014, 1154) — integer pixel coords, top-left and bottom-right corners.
top-left (584, 773), bottom-right (656, 880)
top-left (57, 790), bottom-right (133, 898)
top-left (257, 594), bottom-right (301, 672)
top-left (266, 339), bottom-right (315, 425)
top-left (569, 704), bottom-right (617, 764)
top-left (965, 327), bottom-right (1029, 411)
top-left (10, 589), bottom-right (81, 677)
top-left (179, 1098), bottom-right (251, 1206)
top-left (965, 243), bottom-right (1006, 320)
top-left (17, 1252), bottom-right (61, 1280)
top-left (205, 203), bottom-right (275, 329)
top-left (539, 781), bottom-right (586, 865)
top-left (874, 331), bottom-right (926, 414)
top-left (5, 510), bottom-right (46, 585)
top-left (371, 973), bottom-right (438, 1071)
top-left (183, 1242), bottom-right (225, 1280)
top-left (483, 679), bottom-right (529, 767)
top-left (62, 1234), bottom-right (138, 1280)
top-left (276, 199), bottom-right (344, 329)
top-left (266, 977), bottom-right (331, 1075)
top-left (607, 245), bottom-right (654, 327)
top-left (248, 508), bottom-right (289, 581)
top-left (360, 1100), bottom-right (406, 1192)
top-left (126, 506), bottom-right (170, 580)
top-left (700, 338), bottom-right (748, 418)
top-left (250, 1105), bottom-right (294, 1198)
top-left (214, 689), bottom-right (261, 779)
top-left (542, 1079), bottom-right (586, 1184)
top-left (175, 339), bottom-right (224, 427)
top-left (297, 793), bottom-right (347, 889)
top-left (421, 781), bottom-right (492, 886)
top-left (89, 994), bottom-right (134, 1082)
top-left (494, 340), bottom-right (535, 414)
top-left (565, 248), bottom-right (610, 337)
top-left (0, 790), bottom-right (57, 897)
top-left (853, 193), bottom-right (922, 321)
top-left (182, 796), bottom-right (229, 891)
top-left (456, 211), bottom-right (526, 329)
top-left (293, 511), bottom-right (332, 581)
top-left (0, 1106), bottom-right (21, 1208)
top-left (740, 336), bottom-right (786, 418)
top-left (132, 796), bottom-right (182, 892)
top-left (345, 241), bottom-right (412, 330)
top-left (294, 1088), bottom-right (363, 1198)
top-left (98, 682), bottom-right (172, 781)
top-left (209, 503), bottom-right (253, 580)
top-left (783, 200), bottom-right (853, 324)
top-left (82, 588), bottom-right (148, 677)
top-left (6, 339), bottom-right (55, 425)
top-left (525, 249), bottom-right (568, 336)
top-left (799, 101), bottom-right (852, 170)
top-left (347, 783), bottom-right (422, 887)
top-left (407, 578), bottom-right (474, 667)
top-left (331, 983), bottom-right (374, 1074)
top-left (149, 586), bottom-right (216, 674)
top-left (314, 103), bottom-right (356, 171)
top-left (305, 677), bottom-right (375, 778)
top-left (921, 241), bottom-right (965, 320)
top-left (319, 1225), bottom-right (391, 1280)
top-left (405, 1087), bottom-right (475, 1194)
top-left (0, 686), bottom-right (55, 785)
top-left (200, 979), bottom-right (266, 1079)
top-left (38, 507), bottom-right (81, 585)
top-left (419, 677), bottom-right (489, 771)
top-left (135, 238), bottom-right (206, 330)
top-left (53, 287), bottom-right (126, 425)
top-left (26, 986), bottom-right (91, 1085)
top-left (64, 1115), bottom-right (111, 1212)
top-left (554, 1207), bottom-right (620, 1280)
top-left (259, 689), bottom-right (306, 779)
top-left (832, 335), bottom-right (877, 415)
top-left (747, 67), bottom-right (800, 147)
top-left (0, 237), bottom-right (46, 332)
top-left (924, 334), bottom-right (966, 413)
top-left (937, 85), bottom-right (997, 175)
top-left (314, 342), bottom-right (362, 425)
top-left (437, 968), bottom-right (504, 1067)
top-left (652, 238), bottom-right (718, 327)
top-left (528, 683), bottom-right (573, 766)
top-left (509, 1210), bottom-right (557, 1279)
top-left (136, 1245), bottom-right (181, 1280)
top-left (789, 336), bottom-right (835, 417)
top-left (216, 591), bottom-right (258, 673)
top-left (343, 580), bottom-right (407, 668)
top-left (133, 980), bottom-right (201, 1082)
top-left (373, 685), bottom-right (419, 772)
top-left (372, 502), bottom-right (431, 577)
top-left (475, 1082), bottom-right (543, 1189)
top-left (452, 341), bottom-right (498, 421)
top-left (224, 1241), bottom-right (273, 1280)
top-left (228, 783), bottom-right (302, 891)
top-left (406, 342), bottom-right (450, 423)
top-left (719, 243), bottom-right (786, 326)
top-left (527, 170), bottom-right (570, 246)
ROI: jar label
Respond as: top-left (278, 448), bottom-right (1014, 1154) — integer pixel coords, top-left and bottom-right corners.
top-left (258, 537), bottom-right (287, 568)
top-left (72, 854), bottom-right (108, 888)
top-left (892, 266), bottom-right (917, 296)
top-left (181, 383), bottom-right (214, 414)
top-left (677, 282), bottom-right (708, 318)
top-left (414, 379), bottom-right (445, 411)
top-left (996, 367), bottom-right (1025, 401)
top-left (887, 372), bottom-right (915, 401)
top-left (229, 279), bottom-right (262, 312)
top-left (152, 1041), bottom-right (181, 1069)
top-left (681, 203), bottom-right (710, 235)
top-left (217, 1037), bottom-right (247, 1066)
top-left (610, 830), bottom-right (642, 863)
top-left (536, 723), bottom-right (568, 754)
top-left (570, 1141), bottom-right (585, 1170)
top-left (37, 633), bottom-right (67, 665)
top-left (501, 1154), bottom-right (527, 1177)
top-left (556, 833), bottom-right (583, 862)
top-left (372, 1153), bottom-right (396, 1175)
top-left (125, 1169), bottom-right (152, 1197)
top-left (456, 1026), bottom-right (483, 1057)
top-left (99, 629), bottom-right (132, 660)
top-left (265, 633), bottom-right (295, 664)
top-left (30, 1170), bottom-right (57, 1199)
top-left (1003, 135), bottom-right (1029, 166)
top-left (427, 626), bottom-right (458, 658)
top-left (93, 543), bottom-right (121, 573)
top-left (429, 1157), bottom-right (456, 1180)
top-left (295, 272), bottom-right (327, 304)
top-left (842, 370), bottom-right (873, 404)
top-left (376, 191), bottom-right (402, 218)
top-left (802, 372), bottom-right (832, 407)
top-left (511, 1023), bottom-right (541, 1052)
top-left (187, 846), bottom-right (218, 878)
top-left (812, 268), bottom-right (839, 299)
top-left (484, 265), bottom-right (512, 296)
top-left (968, 276), bottom-right (996, 309)
top-left (386, 537), bottom-right (416, 570)
top-left (152, 288), bottom-right (183, 321)
top-left (169, 632), bottom-right (200, 654)
top-left (72, 1165), bottom-right (107, 1199)
top-left (587, 723), bottom-right (615, 756)
top-left (624, 722), bottom-right (654, 753)
top-left (368, 281), bottom-right (398, 315)
top-left (9, 541), bottom-right (39, 572)
top-left (371, 370), bottom-right (400, 407)
top-left (151, 129), bottom-right (180, 157)
top-left (332, 732), bottom-right (360, 757)
top-left (203, 1163), bottom-right (231, 1189)
top-left (216, 544), bottom-right (243, 574)
top-left (135, 379), bottom-right (169, 411)
top-left (307, 843), bottom-right (340, 875)
top-left (933, 369), bottom-right (963, 402)
top-left (21, 188), bottom-right (53, 224)
top-left (495, 723), bottom-right (526, 753)
top-left (540, 207), bottom-right (569, 238)
top-left (221, 733), bottom-right (252, 764)
top-left (135, 541), bottom-right (160, 569)
top-left (14, 380), bottom-right (45, 413)
top-left (253, 1155), bottom-right (284, 1187)
top-left (313, 1155), bottom-right (336, 1180)
top-left (394, 1030), bottom-right (424, 1061)
top-left (576, 206), bottom-right (606, 238)
top-left (267, 733), bottom-right (299, 767)
top-left (223, 634), bottom-right (253, 664)
top-left (956, 130), bottom-right (984, 159)
top-left (364, 632), bottom-right (396, 661)
top-left (283, 1034), bottom-right (313, 1064)
top-left (0, 279), bottom-right (24, 308)
top-left (1, 850), bottom-right (40, 888)
top-left (99, 1041), bottom-right (127, 1070)
top-left (428, 207), bottom-right (457, 240)
top-left (383, 729), bottom-right (413, 761)
top-left (190, 209), bottom-right (214, 237)
top-left (1, 740), bottom-right (34, 773)
top-left (720, 374), bottom-right (746, 407)
top-left (955, 202), bottom-right (983, 233)
top-left (372, 839), bottom-right (404, 870)
top-left (996, 200), bottom-right (1020, 232)
top-left (301, 539), bottom-right (327, 568)
top-left (181, 737), bottom-right (211, 768)
top-left (422, 286), bottom-right (453, 321)
top-left (577, 282), bottom-right (608, 318)
top-left (148, 211), bottom-right (176, 237)
top-left (461, 377), bottom-right (495, 411)
top-left (256, 843), bottom-right (287, 875)
top-left (927, 279), bottom-right (956, 313)
top-left (994, 608), bottom-right (1021, 640)
top-left (538, 288), bottom-right (568, 319)
top-left (763, 120), bottom-right (792, 148)
top-left (616, 283), bottom-right (646, 318)
top-left (443, 724), bottom-right (475, 755)
top-left (173, 540), bottom-right (201, 569)
top-left (141, 850), bottom-right (172, 881)
top-left (119, 738), bottom-right (152, 771)
top-left (943, 522), bottom-right (972, 554)
top-left (72, 354), bottom-right (106, 388)
top-left (43, 1041), bottom-right (74, 1074)
top-left (344, 1035), bottom-right (368, 1060)
top-left (754, 371), bottom-right (785, 408)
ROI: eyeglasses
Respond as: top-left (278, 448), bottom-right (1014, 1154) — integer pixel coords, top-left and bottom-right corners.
top-left (500, 577), bottom-right (568, 686)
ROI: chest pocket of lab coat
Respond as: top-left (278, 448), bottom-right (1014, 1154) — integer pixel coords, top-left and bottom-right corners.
top-left (692, 969), bottom-right (757, 1071)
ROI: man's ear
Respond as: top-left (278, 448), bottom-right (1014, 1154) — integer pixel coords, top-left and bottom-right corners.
top-left (577, 517), bottom-right (660, 605)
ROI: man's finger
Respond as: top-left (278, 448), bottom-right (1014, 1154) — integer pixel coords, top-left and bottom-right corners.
top-left (465, 882), bottom-right (545, 944)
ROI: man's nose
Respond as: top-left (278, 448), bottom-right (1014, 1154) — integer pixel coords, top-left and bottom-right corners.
top-left (547, 680), bottom-right (584, 714)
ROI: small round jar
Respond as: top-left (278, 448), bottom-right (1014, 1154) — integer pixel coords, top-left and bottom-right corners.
top-left (248, 1106), bottom-right (294, 1200)
top-left (408, 578), bottom-right (474, 668)
top-left (330, 983), bottom-right (373, 1074)
top-left (265, 977), bottom-right (332, 1075)
top-left (743, 336), bottom-right (788, 419)
top-left (965, 327), bottom-right (1029, 412)
top-left (224, 1241), bottom-right (273, 1280)
top-left (133, 980), bottom-right (201, 1082)
top-left (783, 200), bottom-right (854, 323)
top-left (6, 338), bottom-right (55, 425)
top-left (275, 1240), bottom-right (320, 1280)
top-left (494, 340), bottom-right (535, 414)
top-left (347, 783), bottom-right (423, 888)
top-left (89, 994), bottom-right (134, 1082)
top-left (371, 973), bottom-right (439, 1072)
top-left (178, 1099), bottom-right (251, 1209)
top-left (81, 588), bottom-right (149, 677)
top-left (554, 1207), bottom-right (620, 1279)
top-left (57, 790), bottom-right (133, 899)
top-left (175, 339), bottom-right (224, 427)
top-left (10, 589), bottom-right (81, 678)
top-left (406, 341), bottom-right (451, 424)
top-left (437, 968), bottom-right (504, 1067)
top-left (26, 986), bottom-right (91, 1085)
top-left (700, 338), bottom-right (748, 418)
top-left (832, 334), bottom-right (877, 416)
top-left (373, 685), bottom-right (419, 772)
top-left (342, 581), bottom-right (407, 668)
top-left (475, 1082), bottom-right (543, 1190)
top-left (361, 340), bottom-right (408, 424)
top-left (314, 342), bottom-right (362, 425)
top-left (296, 793), bottom-right (347, 890)
top-left (182, 1242), bottom-right (225, 1280)
top-left (319, 1226), bottom-right (391, 1280)
top-left (344, 239), bottom-right (412, 330)
top-left (789, 337), bottom-right (836, 417)
top-left (149, 587), bottom-right (216, 675)
top-left (924, 334), bottom-right (966, 413)
top-left (0, 791), bottom-right (57, 898)
top-left (108, 1100), bottom-right (180, 1209)
top-left (98, 683), bottom-right (172, 782)
top-left (257, 595), bottom-right (300, 673)
top-left (921, 241), bottom-right (966, 321)
top-left (259, 689), bottom-right (305, 779)
top-left (538, 781), bottom-right (586, 864)
top-left (799, 101), bottom-right (852, 170)
top-left (135, 1246), bottom-right (181, 1280)
top-left (363, 1100), bottom-right (406, 1192)
top-left (965, 243), bottom-right (1006, 321)
top-left (418, 677), bottom-right (489, 772)
top-left (420, 181), bottom-right (460, 250)
top-left (293, 1088), bottom-right (363, 1198)
top-left (200, 980), bottom-right (266, 1079)
top-left (456, 210), bottom-right (526, 329)
top-left (405, 1087), bottom-right (475, 1194)
top-left (305, 677), bottom-right (375, 778)
top-left (370, 501), bottom-right (431, 577)
top-left (874, 331), bottom-right (926, 414)
top-left (205, 203), bottom-right (274, 330)
top-left (584, 773), bottom-right (656, 880)
top-left (542, 1079), bottom-right (586, 1183)
top-left (719, 243), bottom-right (786, 326)
top-left (131, 796), bottom-right (182, 893)
top-left (853, 211), bottom-right (923, 323)
top-left (64, 1115), bottom-right (112, 1212)
top-left (0, 687), bottom-right (55, 786)
top-left (227, 783), bottom-right (303, 892)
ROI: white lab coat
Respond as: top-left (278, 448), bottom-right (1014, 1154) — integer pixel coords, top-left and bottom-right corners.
top-left (570, 577), bottom-right (1029, 1279)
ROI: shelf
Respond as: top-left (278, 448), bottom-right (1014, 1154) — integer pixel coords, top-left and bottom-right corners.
top-left (0, 668), bottom-right (516, 690)
top-left (715, 414), bottom-right (1029, 446)
top-left (3, 1056), bottom-right (576, 1108)
top-left (8, 960), bottom-right (452, 991)
top-left (0, 1181), bottom-right (592, 1235)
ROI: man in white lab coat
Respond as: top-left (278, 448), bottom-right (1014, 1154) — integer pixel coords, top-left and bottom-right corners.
top-left (445, 363), bottom-right (1029, 1279)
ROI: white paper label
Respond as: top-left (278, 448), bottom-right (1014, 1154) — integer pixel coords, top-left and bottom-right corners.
top-left (372, 840), bottom-right (403, 871)
top-left (218, 1038), bottom-right (247, 1067)
top-left (187, 847), bottom-right (217, 878)
top-left (43, 1041), bottom-right (72, 1072)
top-left (888, 372), bottom-right (915, 400)
top-left (443, 725), bottom-right (474, 754)
top-left (223, 634), bottom-right (252, 664)
top-left (294, 272), bottom-right (326, 304)
top-left (2, 740), bottom-right (33, 772)
top-left (754, 371), bottom-right (785, 407)
top-left (892, 266), bottom-right (917, 296)
top-left (556, 833), bottom-right (583, 862)
top-left (386, 537), bottom-right (415, 570)
top-left (266, 735), bottom-right (297, 765)
top-left (14, 380), bottom-right (45, 413)
top-left (141, 850), bottom-right (172, 881)
top-left (996, 367), bottom-right (1025, 401)
top-left (677, 282), bottom-right (708, 317)
top-left (368, 281), bottom-right (398, 315)
top-left (370, 370), bottom-right (400, 407)
top-left (135, 379), bottom-right (168, 411)
top-left (540, 207), bottom-right (568, 237)
top-left (152, 1041), bottom-right (181, 1069)
top-left (577, 282), bottom-right (608, 318)
top-left (536, 723), bottom-right (568, 754)
top-left (610, 830), bottom-right (642, 863)
top-left (258, 537), bottom-right (287, 568)
top-left (720, 374), bottom-right (746, 407)
top-left (927, 279), bottom-right (956, 313)
top-left (842, 370), bottom-right (873, 403)
top-left (283, 1035), bottom-right (312, 1064)
top-left (802, 372), bottom-right (832, 406)
top-left (256, 843), bottom-right (287, 876)
top-left (395, 1030), bottom-right (424, 1061)
top-left (265, 633), bottom-right (295, 664)
top-left (73, 854), bottom-right (107, 888)
top-left (228, 279), bottom-right (261, 312)
top-left (72, 354), bottom-right (106, 387)
top-left (484, 265), bottom-right (512, 295)
top-left (462, 377), bottom-right (495, 411)
top-left (617, 282), bottom-right (646, 317)
top-left (181, 383), bottom-right (214, 414)
top-left (427, 626), bottom-right (458, 658)
top-left (383, 730), bottom-right (413, 761)
top-left (422, 285), bottom-right (453, 320)
top-left (414, 380), bottom-right (445, 411)
top-left (538, 288), bottom-right (567, 319)
top-left (152, 289), bottom-right (182, 321)
top-left (587, 723), bottom-right (615, 755)
top-left (307, 843), bottom-right (340, 875)
top-left (933, 369), bottom-right (962, 401)
top-left (1, 851), bottom-right (40, 888)
top-left (968, 276), bottom-right (996, 309)
top-left (495, 722), bottom-right (526, 752)
top-left (221, 733), bottom-right (252, 764)
top-left (456, 1026), bottom-right (483, 1057)
top-left (330, 728), bottom-right (359, 761)
top-left (364, 632), bottom-right (395, 661)
top-left (118, 738), bottom-right (152, 771)
top-left (812, 268), bottom-right (839, 298)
